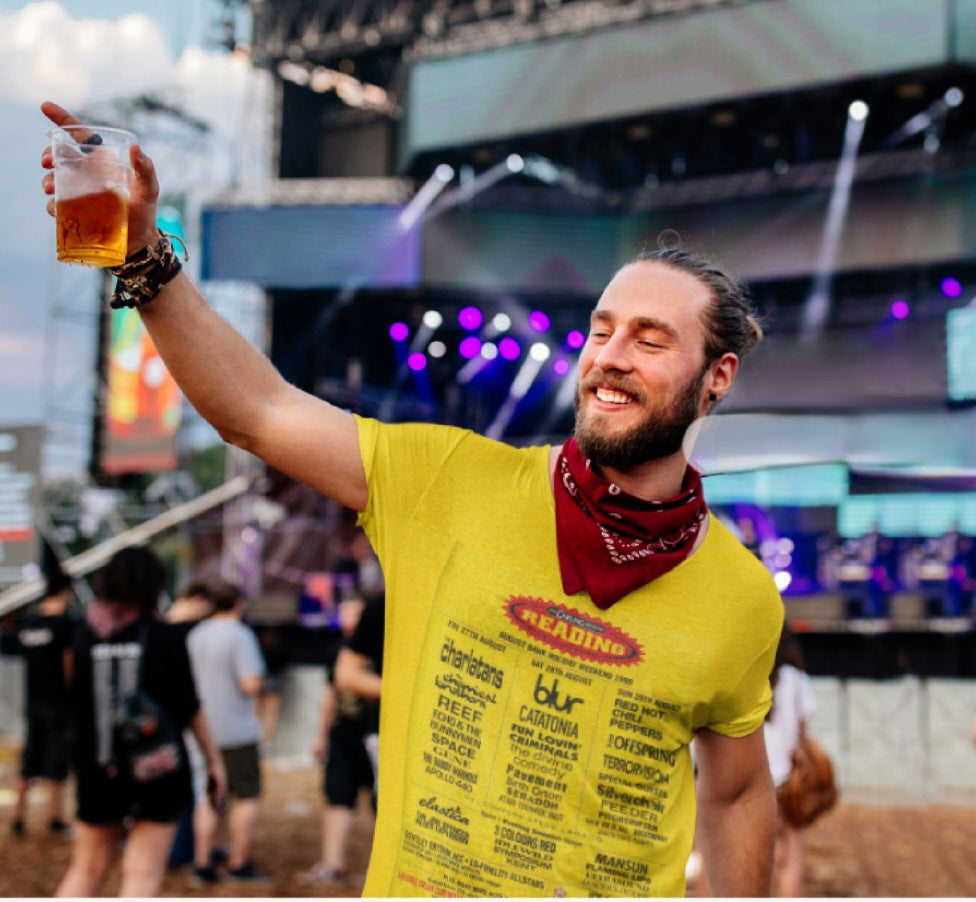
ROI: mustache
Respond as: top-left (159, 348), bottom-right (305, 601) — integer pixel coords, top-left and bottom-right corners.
top-left (578, 367), bottom-right (647, 403)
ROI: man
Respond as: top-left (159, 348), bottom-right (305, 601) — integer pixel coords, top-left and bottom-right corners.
top-left (185, 581), bottom-right (267, 884)
top-left (40, 101), bottom-right (783, 897)
top-left (302, 595), bottom-right (376, 886)
top-left (164, 581), bottom-right (217, 870)
top-left (1, 568), bottom-right (76, 837)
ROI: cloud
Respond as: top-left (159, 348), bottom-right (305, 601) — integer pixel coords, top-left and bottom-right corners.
top-left (0, 3), bottom-right (174, 106)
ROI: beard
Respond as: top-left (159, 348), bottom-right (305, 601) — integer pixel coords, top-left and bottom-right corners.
top-left (573, 366), bottom-right (706, 470)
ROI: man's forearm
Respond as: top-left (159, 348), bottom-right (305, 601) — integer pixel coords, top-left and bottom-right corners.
top-left (139, 270), bottom-right (286, 453)
top-left (698, 784), bottom-right (776, 896)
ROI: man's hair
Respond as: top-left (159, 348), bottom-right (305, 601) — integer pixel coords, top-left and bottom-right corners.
top-left (179, 580), bottom-right (215, 602)
top-left (44, 567), bottom-right (73, 598)
top-left (94, 545), bottom-right (166, 614)
top-left (631, 246), bottom-right (764, 362)
top-left (211, 580), bottom-right (244, 612)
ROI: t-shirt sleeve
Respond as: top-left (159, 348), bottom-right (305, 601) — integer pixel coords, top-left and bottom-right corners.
top-left (236, 626), bottom-right (267, 680)
top-left (354, 416), bottom-right (470, 562)
top-left (704, 614), bottom-right (781, 739)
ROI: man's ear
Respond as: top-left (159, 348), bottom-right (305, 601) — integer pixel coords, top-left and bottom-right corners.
top-left (705, 353), bottom-right (739, 405)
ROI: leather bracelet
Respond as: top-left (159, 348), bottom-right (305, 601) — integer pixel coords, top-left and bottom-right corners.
top-left (109, 232), bottom-right (188, 310)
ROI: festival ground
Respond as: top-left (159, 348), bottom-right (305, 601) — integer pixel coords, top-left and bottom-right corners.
top-left (2, 740), bottom-right (976, 898)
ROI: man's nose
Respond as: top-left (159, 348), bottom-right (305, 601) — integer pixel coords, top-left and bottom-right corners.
top-left (592, 333), bottom-right (633, 372)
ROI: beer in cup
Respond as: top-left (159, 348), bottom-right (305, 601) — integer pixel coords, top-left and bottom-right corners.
top-left (48, 124), bottom-right (136, 267)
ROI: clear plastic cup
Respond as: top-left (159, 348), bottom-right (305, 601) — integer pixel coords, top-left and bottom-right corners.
top-left (48, 124), bottom-right (136, 267)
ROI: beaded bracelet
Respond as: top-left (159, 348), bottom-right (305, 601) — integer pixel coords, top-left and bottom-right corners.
top-left (109, 232), bottom-right (188, 310)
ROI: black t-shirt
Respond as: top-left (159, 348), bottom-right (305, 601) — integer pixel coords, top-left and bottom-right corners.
top-left (10, 611), bottom-right (78, 709)
top-left (346, 595), bottom-right (384, 675)
top-left (325, 596), bottom-right (385, 738)
top-left (71, 616), bottom-right (200, 771)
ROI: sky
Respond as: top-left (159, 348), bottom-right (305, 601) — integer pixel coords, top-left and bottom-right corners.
top-left (0, 0), bottom-right (268, 476)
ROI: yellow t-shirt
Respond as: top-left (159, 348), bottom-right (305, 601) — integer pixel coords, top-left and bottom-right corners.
top-left (356, 417), bottom-right (783, 898)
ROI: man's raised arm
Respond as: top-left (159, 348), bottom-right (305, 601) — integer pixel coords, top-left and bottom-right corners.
top-left (40, 102), bottom-right (367, 512)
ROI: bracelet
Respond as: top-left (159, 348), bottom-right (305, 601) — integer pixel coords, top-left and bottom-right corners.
top-left (109, 232), bottom-right (188, 310)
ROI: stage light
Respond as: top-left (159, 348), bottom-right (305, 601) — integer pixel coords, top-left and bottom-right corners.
top-left (389, 322), bottom-right (409, 342)
top-left (491, 313), bottom-right (512, 332)
top-left (398, 164), bottom-right (455, 230)
top-left (848, 100), bottom-right (869, 121)
top-left (506, 154), bottom-right (525, 173)
top-left (481, 342), bottom-right (499, 360)
top-left (459, 336), bottom-right (482, 359)
top-left (530, 342), bottom-right (550, 362)
top-left (458, 306), bottom-right (483, 330)
top-left (428, 341), bottom-right (447, 358)
top-left (407, 352), bottom-right (427, 371)
top-left (528, 311), bottom-right (551, 332)
top-left (566, 329), bottom-right (585, 349)
top-left (773, 571), bottom-right (793, 592)
top-left (945, 87), bottom-right (964, 107)
top-left (423, 310), bottom-right (444, 329)
top-left (553, 358), bottom-right (571, 376)
top-left (499, 337), bottom-right (521, 360)
top-left (941, 277), bottom-right (963, 299)
top-left (891, 300), bottom-right (910, 320)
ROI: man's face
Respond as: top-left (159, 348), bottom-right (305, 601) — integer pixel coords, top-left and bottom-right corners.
top-left (573, 260), bottom-right (714, 471)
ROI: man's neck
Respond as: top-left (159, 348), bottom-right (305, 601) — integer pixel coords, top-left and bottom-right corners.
top-left (39, 596), bottom-right (67, 615)
top-left (549, 444), bottom-right (690, 502)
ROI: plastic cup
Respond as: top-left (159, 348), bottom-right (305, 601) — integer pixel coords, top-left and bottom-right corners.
top-left (48, 124), bottom-right (136, 267)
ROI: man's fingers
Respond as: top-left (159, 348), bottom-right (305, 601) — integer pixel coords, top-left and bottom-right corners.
top-left (40, 101), bottom-right (82, 128)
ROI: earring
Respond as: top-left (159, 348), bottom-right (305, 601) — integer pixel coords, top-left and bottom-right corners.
top-left (709, 393), bottom-right (718, 402)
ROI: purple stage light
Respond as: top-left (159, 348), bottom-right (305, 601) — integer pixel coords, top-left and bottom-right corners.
top-left (566, 329), bottom-right (585, 350)
top-left (941, 277), bottom-right (963, 299)
top-left (389, 322), bottom-right (409, 342)
top-left (890, 300), bottom-right (910, 320)
top-left (459, 336), bottom-right (482, 359)
top-left (528, 310), bottom-right (551, 332)
top-left (407, 352), bottom-right (427, 371)
top-left (499, 337), bottom-right (521, 360)
top-left (553, 358), bottom-right (571, 376)
top-left (458, 306), bottom-right (483, 330)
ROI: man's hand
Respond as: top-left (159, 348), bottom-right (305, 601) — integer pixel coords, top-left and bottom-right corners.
top-left (40, 101), bottom-right (161, 254)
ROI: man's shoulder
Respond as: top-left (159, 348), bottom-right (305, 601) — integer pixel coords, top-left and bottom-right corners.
top-left (359, 415), bottom-right (549, 458)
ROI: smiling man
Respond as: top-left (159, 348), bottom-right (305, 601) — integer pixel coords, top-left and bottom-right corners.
top-left (41, 100), bottom-right (783, 898)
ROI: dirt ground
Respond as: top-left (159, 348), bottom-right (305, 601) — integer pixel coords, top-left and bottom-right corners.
top-left (3, 740), bottom-right (976, 898)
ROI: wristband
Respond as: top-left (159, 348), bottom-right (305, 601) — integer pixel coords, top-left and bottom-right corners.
top-left (109, 232), bottom-right (188, 310)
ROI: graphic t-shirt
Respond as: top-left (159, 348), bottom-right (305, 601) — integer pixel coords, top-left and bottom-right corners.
top-left (355, 418), bottom-right (783, 898)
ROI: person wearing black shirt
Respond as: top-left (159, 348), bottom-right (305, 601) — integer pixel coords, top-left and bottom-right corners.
top-left (2, 569), bottom-right (77, 837)
top-left (55, 548), bottom-right (226, 898)
top-left (300, 594), bottom-right (384, 886)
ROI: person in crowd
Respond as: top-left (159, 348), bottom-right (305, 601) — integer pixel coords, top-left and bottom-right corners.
top-left (165, 581), bottom-right (216, 632)
top-left (335, 592), bottom-right (384, 787)
top-left (764, 626), bottom-right (815, 897)
top-left (254, 624), bottom-right (289, 753)
top-left (185, 580), bottom-right (268, 884)
top-left (55, 547), bottom-right (225, 898)
top-left (301, 596), bottom-right (371, 886)
top-left (40, 102), bottom-right (783, 897)
top-left (1, 568), bottom-right (77, 838)
top-left (164, 581), bottom-right (217, 870)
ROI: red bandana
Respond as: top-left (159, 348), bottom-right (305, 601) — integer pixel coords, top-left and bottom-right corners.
top-left (553, 438), bottom-right (708, 609)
